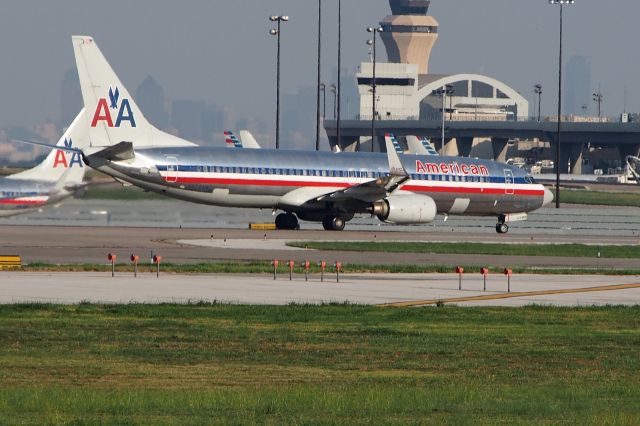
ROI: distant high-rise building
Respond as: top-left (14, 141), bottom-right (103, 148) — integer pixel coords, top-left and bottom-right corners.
top-left (171, 100), bottom-right (205, 142)
top-left (59, 69), bottom-right (83, 128)
top-left (136, 76), bottom-right (170, 129)
top-left (380, 0), bottom-right (439, 74)
top-left (565, 55), bottom-right (591, 116)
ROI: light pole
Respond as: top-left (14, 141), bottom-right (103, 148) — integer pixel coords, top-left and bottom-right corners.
top-left (320, 83), bottom-right (326, 119)
top-left (448, 86), bottom-right (455, 120)
top-left (435, 84), bottom-right (454, 154)
top-left (549, 0), bottom-right (574, 209)
top-left (330, 84), bottom-right (337, 120)
top-left (336, 0), bottom-right (342, 151)
top-left (315, 0), bottom-right (322, 151)
top-left (593, 89), bottom-right (603, 122)
top-left (534, 84), bottom-right (543, 122)
top-left (269, 15), bottom-right (289, 150)
top-left (367, 26), bottom-right (383, 152)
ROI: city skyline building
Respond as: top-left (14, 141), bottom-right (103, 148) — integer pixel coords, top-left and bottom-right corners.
top-left (565, 55), bottom-right (592, 116)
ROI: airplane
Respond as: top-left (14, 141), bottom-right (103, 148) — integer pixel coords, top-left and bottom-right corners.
top-left (224, 130), bottom-right (261, 149)
top-left (0, 110), bottom-right (89, 217)
top-left (68, 35), bottom-right (552, 232)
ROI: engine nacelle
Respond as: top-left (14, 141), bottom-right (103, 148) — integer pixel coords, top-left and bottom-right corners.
top-left (372, 194), bottom-right (437, 225)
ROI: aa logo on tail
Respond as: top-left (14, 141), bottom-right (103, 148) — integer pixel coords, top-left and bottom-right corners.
top-left (91, 86), bottom-right (136, 128)
top-left (53, 139), bottom-right (84, 168)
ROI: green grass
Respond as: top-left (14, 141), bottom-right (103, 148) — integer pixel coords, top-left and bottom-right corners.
top-left (288, 241), bottom-right (640, 259)
top-left (19, 261), bottom-right (640, 276)
top-left (554, 188), bottom-right (640, 207)
top-left (0, 304), bottom-right (638, 424)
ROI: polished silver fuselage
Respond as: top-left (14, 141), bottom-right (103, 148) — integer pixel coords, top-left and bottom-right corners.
top-left (94, 147), bottom-right (547, 219)
top-left (0, 178), bottom-right (68, 217)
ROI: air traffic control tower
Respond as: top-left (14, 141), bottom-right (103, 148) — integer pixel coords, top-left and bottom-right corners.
top-left (380, 0), bottom-right (438, 74)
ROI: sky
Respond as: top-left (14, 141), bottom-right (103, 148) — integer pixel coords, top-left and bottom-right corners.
top-left (0, 0), bottom-right (638, 130)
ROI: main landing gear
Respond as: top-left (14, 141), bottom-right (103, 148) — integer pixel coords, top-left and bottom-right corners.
top-left (322, 216), bottom-right (346, 231)
top-left (275, 213), bottom-right (299, 230)
top-left (495, 215), bottom-right (509, 234)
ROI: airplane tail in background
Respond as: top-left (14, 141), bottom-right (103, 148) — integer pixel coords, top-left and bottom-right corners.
top-left (406, 135), bottom-right (439, 156)
top-left (238, 130), bottom-right (261, 149)
top-left (224, 131), bottom-right (243, 148)
top-left (385, 133), bottom-right (404, 154)
top-left (72, 35), bottom-right (194, 148)
top-left (9, 109), bottom-right (89, 185)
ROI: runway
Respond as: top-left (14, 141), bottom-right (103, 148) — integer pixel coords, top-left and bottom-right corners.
top-left (1, 271), bottom-right (638, 307)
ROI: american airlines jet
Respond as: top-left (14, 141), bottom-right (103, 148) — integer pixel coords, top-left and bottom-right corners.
top-left (68, 36), bottom-right (552, 232)
top-left (0, 110), bottom-right (88, 217)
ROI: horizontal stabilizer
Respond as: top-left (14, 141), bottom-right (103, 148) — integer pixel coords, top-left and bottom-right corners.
top-left (87, 142), bottom-right (135, 162)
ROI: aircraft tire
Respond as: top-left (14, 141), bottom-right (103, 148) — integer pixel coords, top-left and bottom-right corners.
top-left (332, 217), bottom-right (346, 231)
top-left (322, 216), bottom-right (346, 231)
top-left (496, 223), bottom-right (509, 234)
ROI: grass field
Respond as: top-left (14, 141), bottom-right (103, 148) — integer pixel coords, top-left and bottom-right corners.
top-left (288, 241), bottom-right (640, 259)
top-left (553, 188), bottom-right (640, 207)
top-left (20, 261), bottom-right (640, 276)
top-left (0, 304), bottom-right (638, 424)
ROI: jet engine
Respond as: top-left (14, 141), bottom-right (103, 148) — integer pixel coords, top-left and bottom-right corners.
top-left (371, 194), bottom-right (437, 224)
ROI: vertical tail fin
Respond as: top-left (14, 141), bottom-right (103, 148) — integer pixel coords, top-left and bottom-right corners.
top-left (238, 130), bottom-right (261, 149)
top-left (9, 109), bottom-right (88, 184)
top-left (72, 35), bottom-right (193, 148)
top-left (224, 131), bottom-right (243, 148)
top-left (406, 135), bottom-right (439, 156)
top-left (385, 133), bottom-right (404, 154)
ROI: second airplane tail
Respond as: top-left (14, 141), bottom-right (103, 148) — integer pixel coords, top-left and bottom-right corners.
top-left (9, 109), bottom-right (88, 185)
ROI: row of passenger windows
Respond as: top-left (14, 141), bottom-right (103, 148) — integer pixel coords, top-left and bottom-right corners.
top-left (180, 165), bottom-right (384, 178)
top-left (173, 165), bottom-right (526, 184)
top-left (1, 191), bottom-right (38, 197)
top-left (410, 174), bottom-right (491, 183)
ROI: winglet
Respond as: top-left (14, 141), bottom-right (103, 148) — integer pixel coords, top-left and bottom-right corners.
top-left (384, 133), bottom-right (408, 177)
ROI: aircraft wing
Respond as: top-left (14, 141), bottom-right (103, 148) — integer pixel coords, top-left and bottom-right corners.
top-left (280, 136), bottom-right (409, 207)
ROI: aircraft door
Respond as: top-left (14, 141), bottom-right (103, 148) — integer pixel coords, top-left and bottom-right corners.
top-left (166, 156), bottom-right (178, 183)
top-left (504, 169), bottom-right (515, 195)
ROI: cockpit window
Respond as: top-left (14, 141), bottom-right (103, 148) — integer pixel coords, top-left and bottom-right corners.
top-left (525, 175), bottom-right (537, 184)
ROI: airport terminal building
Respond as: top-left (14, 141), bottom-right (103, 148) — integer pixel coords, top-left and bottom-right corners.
top-left (349, 0), bottom-right (527, 153)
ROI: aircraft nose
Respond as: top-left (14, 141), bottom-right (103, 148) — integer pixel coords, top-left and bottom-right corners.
top-left (543, 187), bottom-right (554, 206)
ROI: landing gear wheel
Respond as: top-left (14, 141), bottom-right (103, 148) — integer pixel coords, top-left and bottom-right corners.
top-left (332, 217), bottom-right (346, 231)
top-left (322, 216), bottom-right (346, 231)
top-left (275, 213), bottom-right (299, 230)
top-left (496, 223), bottom-right (509, 234)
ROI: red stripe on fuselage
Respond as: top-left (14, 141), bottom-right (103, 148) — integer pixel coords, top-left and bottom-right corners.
top-left (165, 176), bottom-right (545, 197)
top-left (0, 199), bottom-right (47, 206)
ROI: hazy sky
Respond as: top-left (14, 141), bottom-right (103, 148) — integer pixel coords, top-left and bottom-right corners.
top-left (0, 0), bottom-right (638, 129)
